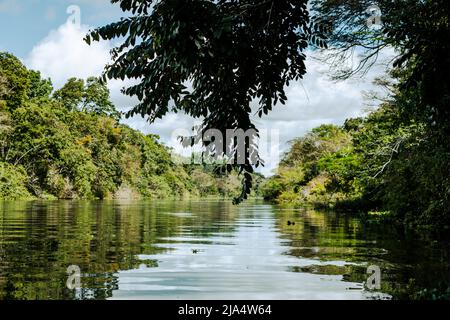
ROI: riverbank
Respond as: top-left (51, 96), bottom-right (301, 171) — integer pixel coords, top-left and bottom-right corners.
top-left (260, 118), bottom-right (449, 234)
top-left (0, 53), bottom-right (266, 202)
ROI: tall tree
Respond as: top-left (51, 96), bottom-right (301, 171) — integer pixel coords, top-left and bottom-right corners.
top-left (27, 70), bottom-right (53, 101)
top-left (53, 78), bottom-right (85, 111)
top-left (54, 77), bottom-right (121, 120)
top-left (311, 0), bottom-right (450, 134)
top-left (83, 77), bottom-right (121, 121)
top-left (86, 0), bottom-right (324, 203)
top-left (0, 53), bottom-right (31, 111)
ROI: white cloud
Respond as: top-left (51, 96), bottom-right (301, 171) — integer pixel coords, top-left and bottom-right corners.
top-left (24, 20), bottom-right (199, 162)
top-left (26, 22), bottom-right (109, 87)
top-left (24, 20), bottom-right (390, 177)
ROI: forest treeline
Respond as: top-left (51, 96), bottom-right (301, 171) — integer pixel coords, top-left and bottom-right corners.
top-left (79, 0), bottom-right (448, 232)
top-left (0, 53), bottom-right (260, 201)
top-left (257, 0), bottom-right (450, 235)
top-left (262, 73), bottom-right (449, 233)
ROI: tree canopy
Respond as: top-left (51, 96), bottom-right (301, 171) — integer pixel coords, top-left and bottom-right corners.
top-left (85, 0), bottom-right (327, 203)
top-left (0, 53), bottom-right (33, 111)
top-left (312, 0), bottom-right (450, 135)
top-left (0, 52), bottom-right (258, 200)
top-left (257, 0), bottom-right (450, 233)
top-left (54, 77), bottom-right (121, 120)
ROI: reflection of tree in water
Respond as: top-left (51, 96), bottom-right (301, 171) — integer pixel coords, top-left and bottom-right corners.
top-left (276, 209), bottom-right (363, 259)
top-left (1, 201), bottom-right (449, 299)
top-left (274, 207), bottom-right (450, 298)
top-left (0, 202), bottom-right (150, 299)
top-left (0, 200), bottom-right (240, 300)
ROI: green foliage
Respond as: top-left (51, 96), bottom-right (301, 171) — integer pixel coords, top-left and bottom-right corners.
top-left (260, 177), bottom-right (284, 200)
top-left (0, 52), bottom-right (250, 201)
top-left (190, 169), bottom-right (219, 196)
top-left (263, 98), bottom-right (449, 232)
top-left (53, 78), bottom-right (84, 111)
top-left (282, 124), bottom-right (351, 169)
top-left (262, 0), bottom-right (450, 233)
top-left (82, 77), bottom-right (121, 120)
top-left (262, 124), bottom-right (359, 206)
top-left (0, 109), bottom-right (12, 157)
top-left (0, 162), bottom-right (31, 199)
top-left (0, 52), bottom-right (31, 111)
top-left (54, 77), bottom-right (121, 120)
top-left (85, 0), bottom-right (328, 203)
top-left (27, 70), bottom-right (53, 101)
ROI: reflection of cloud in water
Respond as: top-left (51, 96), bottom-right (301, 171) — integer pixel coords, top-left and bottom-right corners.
top-left (111, 204), bottom-right (390, 300)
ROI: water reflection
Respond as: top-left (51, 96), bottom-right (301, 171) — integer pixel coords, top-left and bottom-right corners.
top-left (0, 200), bottom-right (448, 300)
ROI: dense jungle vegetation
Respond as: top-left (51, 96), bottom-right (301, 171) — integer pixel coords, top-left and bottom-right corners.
top-left (0, 53), bottom-right (260, 201)
top-left (84, 0), bottom-right (448, 232)
top-left (261, 71), bottom-right (449, 234)
top-left (260, 0), bottom-right (450, 234)
top-left (1, 0), bottom-right (449, 234)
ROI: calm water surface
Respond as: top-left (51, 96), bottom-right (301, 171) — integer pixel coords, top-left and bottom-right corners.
top-left (0, 200), bottom-right (448, 300)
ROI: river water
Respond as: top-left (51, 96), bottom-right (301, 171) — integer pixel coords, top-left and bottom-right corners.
top-left (0, 200), bottom-right (448, 300)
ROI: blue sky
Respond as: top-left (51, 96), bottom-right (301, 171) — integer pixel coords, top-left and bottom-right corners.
top-left (0, 0), bottom-right (390, 175)
top-left (0, 0), bottom-right (124, 57)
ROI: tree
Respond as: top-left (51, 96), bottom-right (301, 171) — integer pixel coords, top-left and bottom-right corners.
top-left (54, 77), bottom-right (121, 120)
top-left (0, 52), bottom-right (253, 202)
top-left (0, 52), bottom-right (54, 106)
top-left (53, 78), bottom-right (85, 111)
top-left (86, 0), bottom-right (326, 203)
top-left (0, 52), bottom-right (31, 111)
top-left (27, 70), bottom-right (53, 101)
top-left (310, 0), bottom-right (450, 230)
top-left (0, 74), bottom-right (9, 99)
top-left (261, 124), bottom-right (358, 206)
top-left (83, 77), bottom-right (121, 120)
top-left (0, 110), bottom-right (12, 159)
top-left (312, 0), bottom-right (450, 133)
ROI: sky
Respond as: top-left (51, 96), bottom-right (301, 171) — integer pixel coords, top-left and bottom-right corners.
top-left (0, 0), bottom-right (391, 176)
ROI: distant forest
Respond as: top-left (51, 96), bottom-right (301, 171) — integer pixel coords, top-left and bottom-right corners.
top-left (0, 53), bottom-right (262, 201)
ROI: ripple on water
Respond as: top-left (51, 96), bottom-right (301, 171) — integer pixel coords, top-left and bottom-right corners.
top-left (1, 200), bottom-right (447, 300)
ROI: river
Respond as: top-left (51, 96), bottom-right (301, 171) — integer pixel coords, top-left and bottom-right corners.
top-left (0, 200), bottom-right (448, 300)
